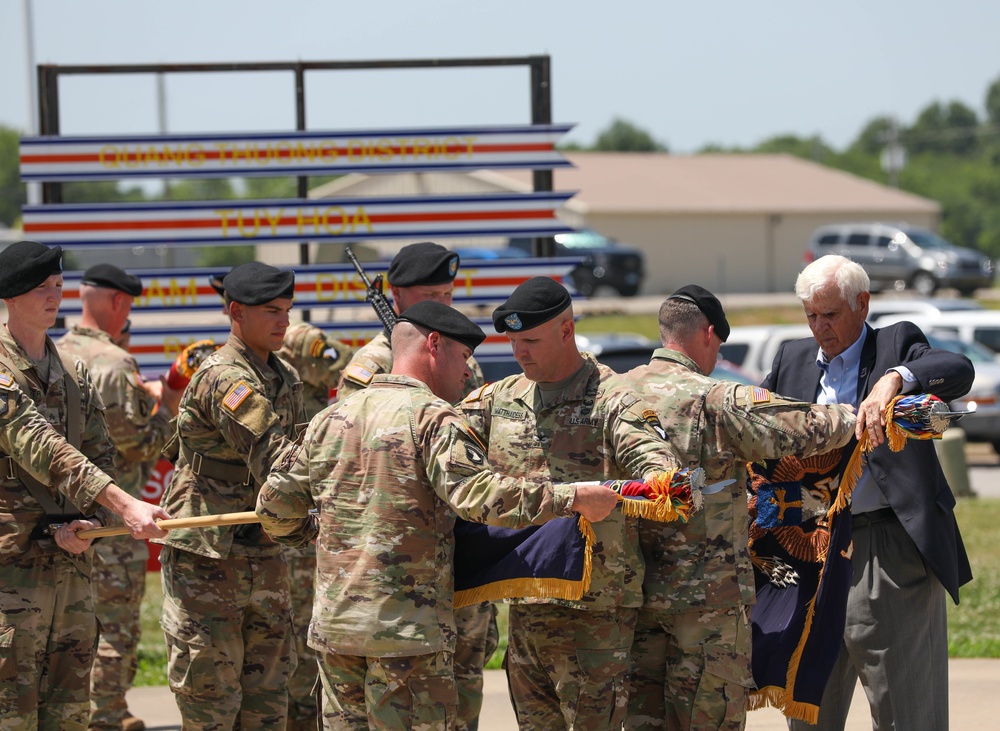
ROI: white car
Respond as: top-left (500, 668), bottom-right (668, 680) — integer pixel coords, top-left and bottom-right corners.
top-left (871, 311), bottom-right (1000, 357)
top-left (865, 296), bottom-right (982, 323)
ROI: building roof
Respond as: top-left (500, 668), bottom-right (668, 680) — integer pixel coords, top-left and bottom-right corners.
top-left (529, 152), bottom-right (940, 215)
top-left (310, 152), bottom-right (940, 217)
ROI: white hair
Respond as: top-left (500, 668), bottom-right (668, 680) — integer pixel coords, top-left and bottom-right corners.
top-left (795, 255), bottom-right (870, 311)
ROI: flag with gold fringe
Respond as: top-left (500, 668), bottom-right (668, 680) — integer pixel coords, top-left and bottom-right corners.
top-left (452, 468), bottom-right (701, 608)
top-left (747, 393), bottom-right (952, 723)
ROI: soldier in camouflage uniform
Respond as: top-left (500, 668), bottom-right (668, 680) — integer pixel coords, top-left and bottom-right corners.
top-left (58, 264), bottom-right (184, 731)
top-left (257, 300), bottom-right (621, 731)
top-left (458, 277), bottom-right (681, 731)
top-left (338, 242), bottom-right (496, 731)
top-left (157, 262), bottom-right (306, 730)
top-left (276, 321), bottom-right (355, 731)
top-left (622, 286), bottom-right (857, 731)
top-left (0, 241), bottom-right (169, 731)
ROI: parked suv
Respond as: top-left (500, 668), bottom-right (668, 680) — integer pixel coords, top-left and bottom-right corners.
top-left (805, 223), bottom-right (994, 296)
top-left (509, 229), bottom-right (646, 297)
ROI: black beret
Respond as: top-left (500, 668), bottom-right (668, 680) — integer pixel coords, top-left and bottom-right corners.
top-left (222, 262), bottom-right (295, 305)
top-left (81, 263), bottom-right (143, 297)
top-left (208, 273), bottom-right (227, 298)
top-left (0, 241), bottom-right (63, 299)
top-left (492, 277), bottom-right (572, 333)
top-left (397, 300), bottom-right (486, 351)
top-left (386, 242), bottom-right (460, 287)
top-left (668, 284), bottom-right (731, 342)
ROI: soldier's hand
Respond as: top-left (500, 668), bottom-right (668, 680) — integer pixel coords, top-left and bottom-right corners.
top-left (571, 484), bottom-right (621, 523)
top-left (55, 519), bottom-right (98, 554)
top-left (120, 498), bottom-right (171, 540)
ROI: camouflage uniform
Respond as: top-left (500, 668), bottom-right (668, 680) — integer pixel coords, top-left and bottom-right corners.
top-left (157, 333), bottom-right (306, 730)
top-left (459, 354), bottom-right (679, 731)
top-left (257, 373), bottom-right (578, 731)
top-left (0, 329), bottom-right (116, 731)
top-left (338, 330), bottom-right (497, 731)
top-left (623, 348), bottom-right (856, 731)
top-left (59, 324), bottom-right (173, 731)
top-left (277, 322), bottom-right (356, 730)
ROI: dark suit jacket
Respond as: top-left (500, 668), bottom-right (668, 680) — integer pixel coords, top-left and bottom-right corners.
top-left (762, 321), bottom-right (974, 603)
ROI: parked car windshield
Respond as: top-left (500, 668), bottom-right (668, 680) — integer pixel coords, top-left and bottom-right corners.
top-left (904, 229), bottom-right (951, 249)
top-left (925, 332), bottom-right (996, 363)
top-left (555, 230), bottom-right (613, 249)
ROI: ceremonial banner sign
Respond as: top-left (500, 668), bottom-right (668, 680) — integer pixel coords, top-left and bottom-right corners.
top-left (19, 124), bottom-right (573, 182)
top-left (57, 258), bottom-right (583, 314)
top-left (52, 320), bottom-right (517, 375)
top-left (22, 191), bottom-right (574, 248)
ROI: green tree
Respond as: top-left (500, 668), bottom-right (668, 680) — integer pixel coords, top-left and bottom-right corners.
top-left (849, 116), bottom-right (897, 156)
top-left (196, 244), bottom-right (256, 268)
top-left (985, 75), bottom-right (1000, 128)
top-left (592, 118), bottom-right (668, 152)
top-left (905, 100), bottom-right (979, 156)
top-left (0, 125), bottom-right (25, 227)
top-left (754, 134), bottom-right (833, 162)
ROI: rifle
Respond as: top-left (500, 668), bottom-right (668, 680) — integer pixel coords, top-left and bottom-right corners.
top-left (345, 247), bottom-right (398, 338)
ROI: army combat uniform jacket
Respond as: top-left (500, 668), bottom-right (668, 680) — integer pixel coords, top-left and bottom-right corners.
top-left (0, 368), bottom-right (114, 505)
top-left (459, 354), bottom-right (679, 611)
top-left (59, 325), bottom-right (173, 565)
top-left (339, 331), bottom-right (485, 402)
top-left (627, 348), bottom-right (857, 611)
top-left (159, 333), bottom-right (306, 559)
top-left (279, 322), bottom-right (356, 414)
top-left (258, 374), bottom-right (577, 657)
top-left (0, 328), bottom-right (115, 564)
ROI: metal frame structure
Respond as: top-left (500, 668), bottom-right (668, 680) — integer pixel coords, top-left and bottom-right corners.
top-left (36, 56), bottom-right (557, 258)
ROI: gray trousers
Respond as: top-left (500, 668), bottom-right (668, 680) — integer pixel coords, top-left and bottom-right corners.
top-left (788, 510), bottom-right (949, 731)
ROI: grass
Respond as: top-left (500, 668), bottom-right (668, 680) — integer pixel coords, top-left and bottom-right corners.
top-left (133, 499), bottom-right (1000, 686)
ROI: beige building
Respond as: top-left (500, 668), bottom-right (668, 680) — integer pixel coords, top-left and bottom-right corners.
top-left (258, 152), bottom-right (940, 295)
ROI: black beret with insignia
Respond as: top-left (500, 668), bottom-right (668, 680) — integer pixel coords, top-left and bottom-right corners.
top-left (397, 300), bottom-right (486, 351)
top-left (386, 242), bottom-right (460, 287)
top-left (81, 263), bottom-right (143, 297)
top-left (492, 276), bottom-right (572, 333)
top-left (209, 272), bottom-right (227, 298)
top-left (0, 240), bottom-right (63, 299)
top-left (668, 284), bottom-right (731, 342)
top-left (222, 262), bottom-right (295, 305)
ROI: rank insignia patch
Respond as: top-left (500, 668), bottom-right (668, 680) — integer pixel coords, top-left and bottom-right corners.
top-left (223, 381), bottom-right (253, 411)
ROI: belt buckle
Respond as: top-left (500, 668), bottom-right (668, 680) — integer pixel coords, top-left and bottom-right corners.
top-left (191, 452), bottom-right (204, 476)
top-left (2, 457), bottom-right (15, 481)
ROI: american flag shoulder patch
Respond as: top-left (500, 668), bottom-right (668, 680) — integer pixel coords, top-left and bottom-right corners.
top-left (751, 386), bottom-right (771, 404)
top-left (0, 373), bottom-right (13, 388)
top-left (223, 381), bottom-right (253, 411)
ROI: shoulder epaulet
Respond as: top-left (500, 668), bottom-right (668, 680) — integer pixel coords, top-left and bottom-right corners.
top-left (343, 363), bottom-right (376, 386)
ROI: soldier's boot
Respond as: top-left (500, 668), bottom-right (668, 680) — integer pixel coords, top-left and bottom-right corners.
top-left (122, 714), bottom-right (145, 731)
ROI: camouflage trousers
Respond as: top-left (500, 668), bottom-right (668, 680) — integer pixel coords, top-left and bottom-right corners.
top-left (88, 545), bottom-right (147, 731)
top-left (454, 602), bottom-right (499, 731)
top-left (506, 604), bottom-right (637, 731)
top-left (626, 605), bottom-right (753, 731)
top-left (284, 544), bottom-right (319, 728)
top-left (160, 546), bottom-right (294, 731)
top-left (318, 650), bottom-right (457, 730)
top-left (0, 552), bottom-right (96, 731)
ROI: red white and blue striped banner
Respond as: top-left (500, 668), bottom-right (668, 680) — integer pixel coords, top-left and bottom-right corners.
top-left (57, 258), bottom-right (582, 315)
top-left (52, 320), bottom-right (515, 375)
top-left (22, 192), bottom-right (575, 248)
top-left (20, 124), bottom-right (574, 182)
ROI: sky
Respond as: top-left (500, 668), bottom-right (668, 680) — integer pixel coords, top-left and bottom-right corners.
top-left (2, 1), bottom-right (1000, 154)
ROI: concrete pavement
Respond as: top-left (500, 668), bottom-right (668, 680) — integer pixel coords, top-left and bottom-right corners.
top-left (127, 658), bottom-right (1000, 730)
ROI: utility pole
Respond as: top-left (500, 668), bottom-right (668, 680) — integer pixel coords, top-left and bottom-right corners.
top-left (880, 117), bottom-right (906, 189)
top-left (23, 0), bottom-right (41, 205)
